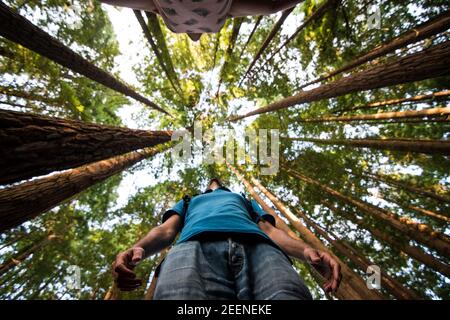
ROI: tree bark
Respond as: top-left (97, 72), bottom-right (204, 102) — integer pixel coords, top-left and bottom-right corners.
top-left (298, 11), bottom-right (450, 89)
top-left (322, 201), bottom-right (450, 278)
top-left (292, 205), bottom-right (420, 299)
top-left (248, 174), bottom-right (385, 300)
top-left (296, 107), bottom-right (450, 123)
top-left (134, 10), bottom-right (183, 101)
top-left (0, 147), bottom-right (166, 232)
top-left (216, 17), bottom-right (244, 95)
top-left (377, 193), bottom-right (450, 223)
top-left (263, 0), bottom-right (337, 68)
top-left (0, 234), bottom-right (59, 276)
top-left (336, 90), bottom-right (450, 114)
top-left (283, 167), bottom-right (450, 259)
top-left (238, 16), bottom-right (263, 61)
top-left (143, 248), bottom-right (169, 300)
top-left (0, 2), bottom-right (169, 115)
top-left (229, 40), bottom-right (450, 121)
top-left (238, 7), bottom-right (296, 86)
top-left (366, 172), bottom-right (450, 204)
top-left (0, 109), bottom-right (172, 185)
top-left (285, 137), bottom-right (450, 155)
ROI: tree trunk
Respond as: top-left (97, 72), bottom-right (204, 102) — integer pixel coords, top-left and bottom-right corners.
top-left (104, 283), bottom-right (120, 300)
top-left (0, 86), bottom-right (60, 106)
top-left (292, 206), bottom-right (420, 299)
top-left (0, 234), bottom-right (58, 276)
top-left (238, 7), bottom-right (296, 86)
top-left (0, 2), bottom-right (169, 115)
top-left (263, 0), bottom-right (337, 68)
top-left (0, 109), bottom-right (172, 185)
top-left (283, 167), bottom-right (450, 259)
top-left (336, 90), bottom-right (450, 114)
top-left (238, 16), bottom-right (263, 61)
top-left (248, 174), bottom-right (385, 300)
top-left (145, 12), bottom-right (180, 86)
top-left (366, 172), bottom-right (450, 204)
top-left (229, 40), bottom-right (450, 121)
top-left (322, 201), bottom-right (450, 278)
top-left (134, 10), bottom-right (183, 101)
top-left (298, 11), bottom-right (450, 89)
top-left (377, 193), bottom-right (450, 223)
top-left (0, 147), bottom-right (166, 232)
top-left (285, 137), bottom-right (450, 155)
top-left (296, 106), bottom-right (450, 123)
top-left (143, 248), bottom-right (169, 300)
top-left (216, 17), bottom-right (244, 96)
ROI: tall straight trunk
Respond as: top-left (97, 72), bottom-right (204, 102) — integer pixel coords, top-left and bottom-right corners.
top-left (262, 0), bottom-right (337, 68)
top-left (378, 193), bottom-right (450, 223)
top-left (238, 7), bottom-right (296, 86)
top-left (294, 205), bottom-right (420, 299)
top-left (248, 174), bottom-right (385, 300)
top-left (298, 11), bottom-right (450, 89)
top-left (104, 283), bottom-right (120, 300)
top-left (237, 16), bottom-right (263, 61)
top-left (0, 234), bottom-right (58, 276)
top-left (296, 107), bottom-right (450, 123)
top-left (216, 17), bottom-right (244, 96)
top-left (286, 137), bottom-right (450, 155)
top-left (366, 172), bottom-right (450, 204)
top-left (145, 12), bottom-right (179, 85)
top-left (0, 3), bottom-right (169, 115)
top-left (0, 147), bottom-right (166, 232)
top-left (322, 201), bottom-right (450, 277)
top-left (229, 40), bottom-right (450, 121)
top-left (134, 10), bottom-right (183, 101)
top-left (143, 248), bottom-right (169, 300)
top-left (336, 90), bottom-right (450, 114)
top-left (0, 86), bottom-right (60, 106)
top-left (283, 167), bottom-right (450, 259)
top-left (0, 109), bottom-right (172, 185)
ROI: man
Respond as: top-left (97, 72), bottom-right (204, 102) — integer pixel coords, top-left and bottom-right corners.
top-left (99, 0), bottom-right (302, 41)
top-left (112, 178), bottom-right (342, 299)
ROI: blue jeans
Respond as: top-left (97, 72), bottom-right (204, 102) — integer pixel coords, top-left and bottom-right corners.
top-left (153, 236), bottom-right (313, 300)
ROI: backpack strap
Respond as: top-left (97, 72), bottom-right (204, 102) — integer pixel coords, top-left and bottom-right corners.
top-left (240, 192), bottom-right (258, 222)
top-left (182, 194), bottom-right (191, 216)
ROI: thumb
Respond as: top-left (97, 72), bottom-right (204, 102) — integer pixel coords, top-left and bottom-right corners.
top-left (306, 248), bottom-right (321, 264)
top-left (130, 247), bottom-right (144, 266)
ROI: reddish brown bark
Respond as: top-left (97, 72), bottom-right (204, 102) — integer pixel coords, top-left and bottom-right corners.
top-left (230, 40), bottom-right (450, 121)
top-left (0, 109), bottom-right (172, 185)
top-left (296, 107), bottom-right (450, 123)
top-left (249, 175), bottom-right (385, 300)
top-left (286, 137), bottom-right (450, 155)
top-left (0, 147), bottom-right (166, 232)
top-left (283, 167), bottom-right (450, 259)
top-left (0, 2), bottom-right (169, 115)
top-left (337, 90), bottom-right (450, 114)
top-left (238, 7), bottom-right (295, 86)
top-left (298, 11), bottom-right (450, 89)
top-left (322, 201), bottom-right (450, 278)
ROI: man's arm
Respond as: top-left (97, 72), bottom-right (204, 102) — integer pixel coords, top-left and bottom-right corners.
top-left (112, 214), bottom-right (183, 291)
top-left (258, 219), bottom-right (342, 293)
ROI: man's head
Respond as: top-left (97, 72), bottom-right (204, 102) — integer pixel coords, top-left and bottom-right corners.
top-left (207, 178), bottom-right (223, 191)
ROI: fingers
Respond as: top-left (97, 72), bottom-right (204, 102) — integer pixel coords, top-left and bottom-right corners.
top-left (322, 253), bottom-right (342, 293)
top-left (116, 278), bottom-right (142, 291)
top-left (130, 247), bottom-right (145, 266)
top-left (306, 248), bottom-right (321, 265)
top-left (112, 251), bottom-right (136, 279)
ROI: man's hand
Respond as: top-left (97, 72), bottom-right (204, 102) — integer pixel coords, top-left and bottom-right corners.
top-left (303, 247), bottom-right (342, 293)
top-left (112, 247), bottom-right (145, 291)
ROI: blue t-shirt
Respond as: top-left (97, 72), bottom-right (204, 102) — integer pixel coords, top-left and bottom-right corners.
top-left (162, 188), bottom-right (276, 244)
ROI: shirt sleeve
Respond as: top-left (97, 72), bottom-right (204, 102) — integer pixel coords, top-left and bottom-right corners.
top-left (161, 199), bottom-right (185, 224)
top-left (250, 199), bottom-right (276, 227)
